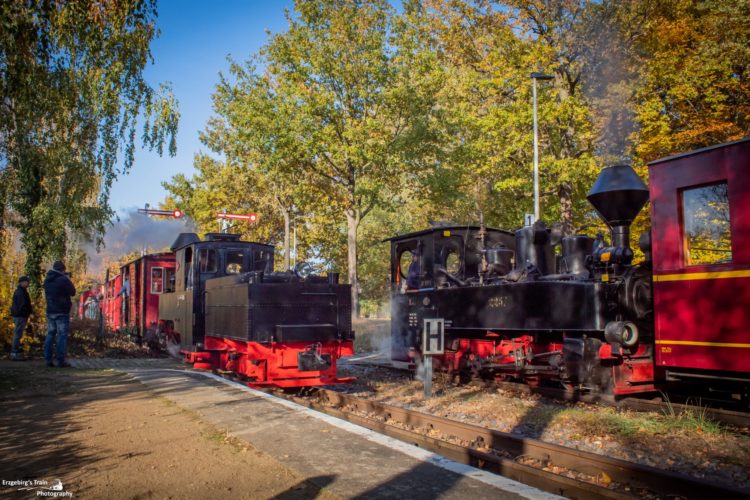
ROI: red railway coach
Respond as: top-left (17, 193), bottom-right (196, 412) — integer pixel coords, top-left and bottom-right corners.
top-left (103, 253), bottom-right (176, 340)
top-left (102, 274), bottom-right (122, 329)
top-left (649, 138), bottom-right (750, 387)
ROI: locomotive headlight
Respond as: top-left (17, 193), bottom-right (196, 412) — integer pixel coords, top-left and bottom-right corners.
top-left (294, 261), bottom-right (313, 279)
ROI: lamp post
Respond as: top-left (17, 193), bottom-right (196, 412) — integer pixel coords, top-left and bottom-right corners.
top-left (530, 71), bottom-right (554, 222)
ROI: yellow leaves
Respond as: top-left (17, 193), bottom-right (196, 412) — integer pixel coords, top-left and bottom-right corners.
top-left (633, 0), bottom-right (750, 163)
top-left (597, 471), bottom-right (612, 486)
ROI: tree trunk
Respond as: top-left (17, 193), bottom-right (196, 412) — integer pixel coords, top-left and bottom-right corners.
top-left (345, 208), bottom-right (360, 318)
top-left (558, 182), bottom-right (573, 235)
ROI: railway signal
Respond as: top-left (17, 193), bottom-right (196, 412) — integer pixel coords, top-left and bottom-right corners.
top-left (137, 207), bottom-right (184, 218)
top-left (217, 211), bottom-right (258, 233)
top-left (217, 212), bottom-right (257, 222)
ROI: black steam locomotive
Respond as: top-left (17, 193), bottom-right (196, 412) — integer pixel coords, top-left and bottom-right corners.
top-left (157, 232), bottom-right (355, 388)
top-left (388, 164), bottom-right (655, 396)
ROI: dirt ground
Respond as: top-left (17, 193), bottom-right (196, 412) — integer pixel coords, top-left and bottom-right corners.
top-left (0, 362), bottom-right (337, 499)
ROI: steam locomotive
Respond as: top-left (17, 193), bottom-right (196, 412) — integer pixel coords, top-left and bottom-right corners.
top-left (389, 138), bottom-right (750, 399)
top-left (103, 232), bottom-right (354, 388)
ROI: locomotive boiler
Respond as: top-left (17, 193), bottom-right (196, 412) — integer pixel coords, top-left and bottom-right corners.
top-left (389, 164), bottom-right (656, 396)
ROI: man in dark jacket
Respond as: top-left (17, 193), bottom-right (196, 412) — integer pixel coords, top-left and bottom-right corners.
top-left (43, 260), bottom-right (76, 368)
top-left (10, 276), bottom-right (32, 360)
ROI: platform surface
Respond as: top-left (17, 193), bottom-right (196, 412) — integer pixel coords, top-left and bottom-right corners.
top-left (79, 360), bottom-right (557, 499)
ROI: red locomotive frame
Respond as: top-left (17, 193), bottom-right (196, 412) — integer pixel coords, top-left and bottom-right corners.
top-left (183, 337), bottom-right (354, 388)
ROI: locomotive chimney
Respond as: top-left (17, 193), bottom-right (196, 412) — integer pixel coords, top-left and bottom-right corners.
top-left (586, 164), bottom-right (648, 251)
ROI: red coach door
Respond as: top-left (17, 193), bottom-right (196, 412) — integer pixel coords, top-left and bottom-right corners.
top-left (649, 138), bottom-right (750, 377)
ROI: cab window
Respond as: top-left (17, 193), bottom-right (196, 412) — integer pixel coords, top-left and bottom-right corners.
top-left (253, 249), bottom-right (272, 271)
top-left (185, 247), bottom-right (193, 288)
top-left (199, 249), bottom-right (217, 273)
top-left (226, 250), bottom-right (245, 274)
top-left (682, 182), bottom-right (732, 266)
top-left (398, 249), bottom-right (414, 280)
top-left (445, 250), bottom-right (461, 274)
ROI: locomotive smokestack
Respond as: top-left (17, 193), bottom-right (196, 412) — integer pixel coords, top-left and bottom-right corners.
top-left (586, 165), bottom-right (648, 250)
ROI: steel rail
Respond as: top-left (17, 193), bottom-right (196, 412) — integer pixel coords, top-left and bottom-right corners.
top-left (278, 387), bottom-right (750, 499)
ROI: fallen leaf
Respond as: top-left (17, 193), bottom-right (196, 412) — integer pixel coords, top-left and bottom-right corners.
top-left (598, 472), bottom-right (612, 486)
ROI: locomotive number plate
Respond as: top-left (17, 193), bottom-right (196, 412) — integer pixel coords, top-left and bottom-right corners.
top-left (489, 295), bottom-right (509, 308)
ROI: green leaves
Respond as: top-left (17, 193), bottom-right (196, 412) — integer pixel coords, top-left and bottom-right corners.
top-left (162, 0), bottom-right (750, 311)
top-left (0, 0), bottom-right (179, 287)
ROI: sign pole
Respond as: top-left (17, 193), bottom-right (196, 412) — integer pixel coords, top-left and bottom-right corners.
top-left (423, 354), bottom-right (433, 398)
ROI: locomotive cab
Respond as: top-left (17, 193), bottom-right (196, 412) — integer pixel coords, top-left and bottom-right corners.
top-left (389, 225), bottom-right (516, 293)
top-left (159, 232), bottom-right (274, 348)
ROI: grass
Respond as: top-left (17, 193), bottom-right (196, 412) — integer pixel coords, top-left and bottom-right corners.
top-left (660, 393), bottom-right (725, 435)
top-left (555, 403), bottom-right (725, 439)
top-left (1, 317), bottom-right (164, 360)
top-left (204, 429), bottom-right (229, 444)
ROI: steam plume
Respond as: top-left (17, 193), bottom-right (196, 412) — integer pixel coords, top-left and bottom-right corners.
top-left (84, 210), bottom-right (196, 277)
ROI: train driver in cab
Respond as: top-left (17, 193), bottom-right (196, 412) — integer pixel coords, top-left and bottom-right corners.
top-left (406, 251), bottom-right (420, 291)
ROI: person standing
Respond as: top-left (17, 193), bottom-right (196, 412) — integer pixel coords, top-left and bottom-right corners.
top-left (116, 276), bottom-right (130, 324)
top-left (9, 276), bottom-right (32, 360)
top-left (43, 260), bottom-right (76, 368)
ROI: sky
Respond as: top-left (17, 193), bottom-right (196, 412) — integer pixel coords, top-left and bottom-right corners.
top-left (109, 0), bottom-right (294, 215)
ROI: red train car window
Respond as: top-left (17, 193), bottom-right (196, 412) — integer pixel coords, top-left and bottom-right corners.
top-left (151, 267), bottom-right (164, 294)
top-left (165, 268), bottom-right (175, 292)
top-left (681, 181), bottom-right (732, 266)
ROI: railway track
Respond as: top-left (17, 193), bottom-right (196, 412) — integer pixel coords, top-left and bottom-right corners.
top-left (341, 358), bottom-right (750, 429)
top-left (278, 386), bottom-right (749, 499)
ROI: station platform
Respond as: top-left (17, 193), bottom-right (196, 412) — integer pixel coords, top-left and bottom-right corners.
top-left (109, 365), bottom-right (557, 499)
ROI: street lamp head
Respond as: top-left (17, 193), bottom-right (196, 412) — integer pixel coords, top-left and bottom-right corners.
top-left (530, 72), bottom-right (554, 80)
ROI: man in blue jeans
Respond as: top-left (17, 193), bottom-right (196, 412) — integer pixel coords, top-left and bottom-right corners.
top-left (43, 260), bottom-right (76, 368)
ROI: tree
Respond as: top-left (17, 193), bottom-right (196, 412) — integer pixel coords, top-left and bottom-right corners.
top-left (0, 0), bottom-right (179, 288)
top-left (161, 153), bottom-right (288, 256)
top-left (202, 0), bottom-right (441, 314)
top-left (409, 0), bottom-right (598, 234)
top-left (628, 0), bottom-right (750, 161)
top-left (198, 57), bottom-right (317, 271)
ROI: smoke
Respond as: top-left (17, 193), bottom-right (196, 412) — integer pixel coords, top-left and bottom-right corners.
top-left (166, 339), bottom-right (182, 358)
top-left (83, 210), bottom-right (196, 277)
top-left (578, 5), bottom-right (639, 163)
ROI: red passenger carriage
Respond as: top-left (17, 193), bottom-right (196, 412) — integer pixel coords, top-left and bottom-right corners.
top-left (102, 253), bottom-right (176, 341)
top-left (649, 138), bottom-right (750, 383)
